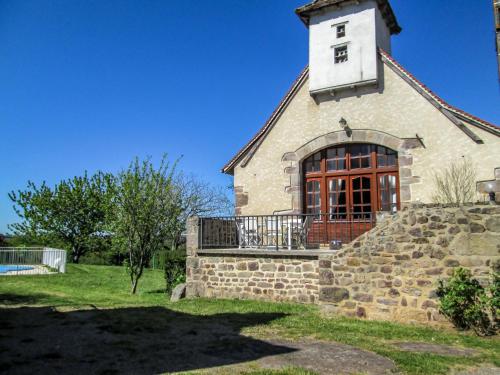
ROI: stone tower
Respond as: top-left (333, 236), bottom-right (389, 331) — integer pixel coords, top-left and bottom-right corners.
top-left (296, 0), bottom-right (401, 96)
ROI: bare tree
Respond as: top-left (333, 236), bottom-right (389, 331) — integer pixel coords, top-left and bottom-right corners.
top-left (432, 158), bottom-right (477, 206)
top-left (166, 174), bottom-right (232, 250)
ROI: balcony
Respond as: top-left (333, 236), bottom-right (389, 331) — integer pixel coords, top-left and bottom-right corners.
top-left (198, 213), bottom-right (375, 251)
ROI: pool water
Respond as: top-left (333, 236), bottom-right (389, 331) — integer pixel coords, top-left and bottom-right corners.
top-left (0, 265), bottom-right (35, 273)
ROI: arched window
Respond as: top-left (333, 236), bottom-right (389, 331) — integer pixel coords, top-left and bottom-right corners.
top-left (303, 144), bottom-right (399, 217)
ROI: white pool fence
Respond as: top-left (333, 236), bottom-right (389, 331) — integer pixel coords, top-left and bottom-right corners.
top-left (0, 247), bottom-right (67, 275)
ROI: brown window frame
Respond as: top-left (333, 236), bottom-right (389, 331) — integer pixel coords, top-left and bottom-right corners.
top-left (303, 143), bottom-right (400, 215)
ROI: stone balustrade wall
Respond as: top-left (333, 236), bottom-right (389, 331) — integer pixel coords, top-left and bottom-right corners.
top-left (186, 205), bottom-right (500, 325)
top-left (317, 204), bottom-right (500, 324)
top-left (187, 253), bottom-right (319, 303)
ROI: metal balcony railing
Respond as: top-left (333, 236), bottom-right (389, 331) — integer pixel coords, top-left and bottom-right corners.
top-left (199, 213), bottom-right (375, 250)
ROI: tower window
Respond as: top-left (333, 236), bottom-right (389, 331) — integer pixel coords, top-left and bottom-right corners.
top-left (334, 45), bottom-right (348, 63)
top-left (336, 24), bottom-right (346, 38)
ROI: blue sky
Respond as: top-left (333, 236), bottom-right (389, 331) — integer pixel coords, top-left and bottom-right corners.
top-left (1, 0), bottom-right (499, 233)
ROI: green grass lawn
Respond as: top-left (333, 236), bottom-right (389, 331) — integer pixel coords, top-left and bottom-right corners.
top-left (0, 264), bottom-right (498, 375)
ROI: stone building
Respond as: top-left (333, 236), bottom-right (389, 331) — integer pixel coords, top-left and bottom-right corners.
top-left (223, 0), bottom-right (500, 219)
top-left (185, 0), bottom-right (500, 325)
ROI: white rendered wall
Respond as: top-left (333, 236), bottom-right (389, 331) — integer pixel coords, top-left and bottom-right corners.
top-left (309, 0), bottom-right (391, 93)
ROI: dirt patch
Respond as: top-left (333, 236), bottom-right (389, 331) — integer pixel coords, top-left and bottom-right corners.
top-left (454, 367), bottom-right (500, 375)
top-left (257, 339), bottom-right (396, 375)
top-left (394, 342), bottom-right (478, 357)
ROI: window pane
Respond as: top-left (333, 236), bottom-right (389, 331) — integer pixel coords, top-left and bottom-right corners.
top-left (305, 152), bottom-right (321, 173)
top-left (379, 174), bottom-right (397, 213)
top-left (377, 146), bottom-right (397, 167)
top-left (338, 191), bottom-right (346, 205)
top-left (351, 158), bottom-right (360, 169)
top-left (352, 177), bottom-right (360, 190)
top-left (353, 191), bottom-right (361, 203)
top-left (350, 145), bottom-right (372, 169)
top-left (326, 147), bottom-right (346, 171)
top-left (362, 177), bottom-right (371, 189)
top-left (389, 175), bottom-right (396, 188)
top-left (362, 190), bottom-right (371, 203)
top-left (306, 180), bottom-right (321, 214)
top-left (360, 157), bottom-right (371, 169)
top-left (351, 144), bottom-right (371, 157)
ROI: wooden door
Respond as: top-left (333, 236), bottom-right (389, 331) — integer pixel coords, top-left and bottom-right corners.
top-left (349, 175), bottom-right (375, 240)
top-left (326, 176), bottom-right (348, 243)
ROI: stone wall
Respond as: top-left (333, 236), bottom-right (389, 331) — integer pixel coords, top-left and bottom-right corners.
top-left (187, 251), bottom-right (320, 303)
top-left (317, 204), bottom-right (500, 324)
top-left (186, 205), bottom-right (500, 325)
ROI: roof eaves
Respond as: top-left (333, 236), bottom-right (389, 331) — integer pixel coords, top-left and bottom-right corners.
top-left (378, 48), bottom-right (500, 136)
top-left (295, 0), bottom-right (401, 35)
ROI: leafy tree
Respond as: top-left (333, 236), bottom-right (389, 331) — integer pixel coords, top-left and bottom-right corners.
top-left (110, 156), bottom-right (182, 294)
top-left (9, 172), bottom-right (112, 263)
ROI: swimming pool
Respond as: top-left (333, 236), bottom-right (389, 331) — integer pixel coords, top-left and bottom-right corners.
top-left (0, 265), bottom-right (35, 274)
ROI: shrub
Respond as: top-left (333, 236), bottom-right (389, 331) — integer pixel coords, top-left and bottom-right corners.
top-left (164, 251), bottom-right (186, 294)
top-left (489, 273), bottom-right (499, 331)
top-left (431, 158), bottom-right (476, 206)
top-left (437, 268), bottom-right (498, 336)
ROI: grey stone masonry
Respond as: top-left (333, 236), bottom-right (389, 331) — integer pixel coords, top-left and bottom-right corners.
top-left (186, 249), bottom-right (322, 303)
top-left (186, 204), bottom-right (500, 326)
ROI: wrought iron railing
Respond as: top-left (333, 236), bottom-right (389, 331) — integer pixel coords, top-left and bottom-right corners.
top-left (199, 213), bottom-right (375, 250)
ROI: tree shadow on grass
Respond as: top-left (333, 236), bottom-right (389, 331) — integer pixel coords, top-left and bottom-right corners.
top-left (0, 299), bottom-right (295, 374)
top-left (0, 293), bottom-right (50, 306)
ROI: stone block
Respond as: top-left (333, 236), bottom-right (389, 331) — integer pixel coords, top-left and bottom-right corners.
top-left (248, 262), bottom-right (258, 271)
top-left (319, 269), bottom-right (334, 285)
top-left (236, 262), bottom-right (248, 271)
top-left (421, 300), bottom-right (438, 309)
top-left (485, 217), bottom-right (500, 232)
top-left (261, 264), bottom-right (276, 272)
top-left (347, 258), bottom-right (361, 266)
top-left (425, 268), bottom-right (443, 276)
top-left (302, 263), bottom-right (314, 272)
top-left (353, 293), bottom-right (373, 302)
top-left (377, 298), bottom-right (398, 306)
top-left (388, 288), bottom-right (400, 297)
top-left (470, 223), bottom-right (485, 233)
top-left (319, 259), bottom-right (332, 268)
top-left (356, 307), bottom-right (367, 318)
top-left (380, 266), bottom-right (392, 273)
top-left (444, 259), bottom-right (459, 267)
top-left (319, 287), bottom-right (349, 303)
